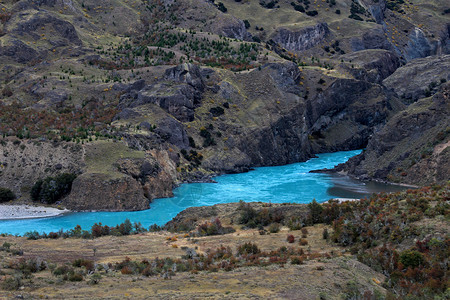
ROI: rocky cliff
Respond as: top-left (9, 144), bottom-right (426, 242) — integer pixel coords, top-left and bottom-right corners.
top-left (383, 55), bottom-right (450, 102)
top-left (0, 0), bottom-right (448, 211)
top-left (334, 83), bottom-right (449, 186)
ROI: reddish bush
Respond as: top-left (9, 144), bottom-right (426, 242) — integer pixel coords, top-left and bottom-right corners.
top-left (286, 234), bottom-right (295, 243)
top-left (121, 266), bottom-right (133, 275)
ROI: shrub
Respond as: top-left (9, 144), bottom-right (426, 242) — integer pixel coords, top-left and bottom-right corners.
top-left (322, 228), bottom-right (329, 240)
top-left (89, 272), bottom-right (102, 284)
top-left (196, 218), bottom-right (235, 236)
top-left (1, 86), bottom-right (13, 97)
top-left (1, 276), bottom-right (21, 290)
top-left (299, 238), bottom-right (308, 246)
top-left (217, 2), bottom-right (227, 12)
top-left (268, 223), bottom-right (280, 233)
top-left (91, 222), bottom-right (110, 237)
top-left (73, 259), bottom-right (95, 271)
top-left (118, 218), bottom-right (133, 235)
top-left (239, 203), bottom-right (257, 225)
top-left (301, 228), bottom-right (308, 236)
top-left (0, 187), bottom-right (15, 203)
top-left (210, 106), bottom-right (225, 117)
top-left (308, 199), bottom-right (323, 224)
top-left (291, 256), bottom-right (303, 265)
top-left (53, 265), bottom-right (72, 276)
top-left (48, 232), bottom-right (59, 239)
top-left (399, 250), bottom-right (424, 269)
top-left (287, 234), bottom-right (295, 243)
top-left (24, 231), bottom-right (41, 240)
top-left (237, 242), bottom-right (260, 255)
top-left (121, 266), bottom-right (133, 274)
top-left (68, 272), bottom-right (83, 281)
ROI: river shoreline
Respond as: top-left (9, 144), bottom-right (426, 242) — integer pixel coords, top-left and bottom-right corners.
top-left (0, 205), bottom-right (70, 220)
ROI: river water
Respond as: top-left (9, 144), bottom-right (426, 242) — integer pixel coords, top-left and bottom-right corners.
top-left (0, 150), bottom-right (406, 235)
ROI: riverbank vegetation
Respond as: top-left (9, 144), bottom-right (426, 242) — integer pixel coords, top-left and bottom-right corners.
top-left (0, 183), bottom-right (448, 299)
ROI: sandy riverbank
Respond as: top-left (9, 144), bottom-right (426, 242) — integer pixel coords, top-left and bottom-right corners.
top-left (0, 205), bottom-right (69, 220)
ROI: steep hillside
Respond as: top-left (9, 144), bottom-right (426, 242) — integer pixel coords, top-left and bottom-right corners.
top-left (0, 0), bottom-right (448, 209)
top-left (334, 69), bottom-right (449, 186)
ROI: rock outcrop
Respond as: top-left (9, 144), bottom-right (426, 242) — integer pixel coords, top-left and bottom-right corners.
top-left (6, 10), bottom-right (82, 46)
top-left (120, 64), bottom-right (205, 122)
top-left (306, 78), bottom-right (403, 152)
top-left (0, 140), bottom-right (84, 197)
top-left (341, 49), bottom-right (400, 83)
top-left (334, 83), bottom-right (450, 186)
top-left (383, 55), bottom-right (450, 102)
top-left (0, 39), bottom-right (39, 63)
top-left (271, 23), bottom-right (329, 52)
top-left (64, 173), bottom-right (148, 211)
top-left (404, 28), bottom-right (439, 61)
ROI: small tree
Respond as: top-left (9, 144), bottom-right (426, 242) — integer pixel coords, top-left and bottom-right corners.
top-left (0, 187), bottom-right (15, 203)
top-left (308, 199), bottom-right (324, 224)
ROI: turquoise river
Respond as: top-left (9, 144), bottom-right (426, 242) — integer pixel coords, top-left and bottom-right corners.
top-left (0, 150), bottom-right (406, 235)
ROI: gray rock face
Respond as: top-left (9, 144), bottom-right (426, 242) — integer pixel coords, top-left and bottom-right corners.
top-left (306, 78), bottom-right (402, 152)
top-left (363, 0), bottom-right (386, 24)
top-left (164, 64), bottom-right (205, 91)
top-left (351, 28), bottom-right (393, 52)
top-left (210, 14), bottom-right (252, 41)
top-left (335, 84), bottom-right (450, 185)
top-left (7, 11), bottom-right (82, 46)
top-left (0, 140), bottom-right (84, 197)
top-left (271, 23), bottom-right (329, 52)
top-left (134, 83), bottom-right (199, 122)
top-left (404, 28), bottom-right (438, 60)
top-left (115, 153), bottom-right (176, 202)
top-left (239, 104), bottom-right (312, 166)
top-left (0, 39), bottom-right (39, 63)
top-left (266, 62), bottom-right (302, 94)
top-left (219, 19), bottom-right (251, 41)
top-left (120, 64), bottom-right (205, 122)
top-left (341, 49), bottom-right (400, 83)
top-left (383, 55), bottom-right (450, 102)
top-left (153, 117), bottom-right (190, 149)
top-left (442, 24), bottom-right (450, 55)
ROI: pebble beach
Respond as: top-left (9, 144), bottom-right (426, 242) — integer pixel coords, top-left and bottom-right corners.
top-left (0, 205), bottom-right (69, 220)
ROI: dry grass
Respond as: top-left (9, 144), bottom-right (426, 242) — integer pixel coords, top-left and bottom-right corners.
top-left (0, 223), bottom-right (386, 299)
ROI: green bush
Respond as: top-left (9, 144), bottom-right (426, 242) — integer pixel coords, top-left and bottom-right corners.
top-left (1, 276), bottom-right (21, 290)
top-left (31, 173), bottom-right (77, 204)
top-left (0, 187), bottom-right (15, 203)
top-left (308, 199), bottom-right (323, 224)
top-left (400, 250), bottom-right (424, 269)
top-left (237, 242), bottom-right (260, 255)
top-left (268, 223), bottom-right (280, 233)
